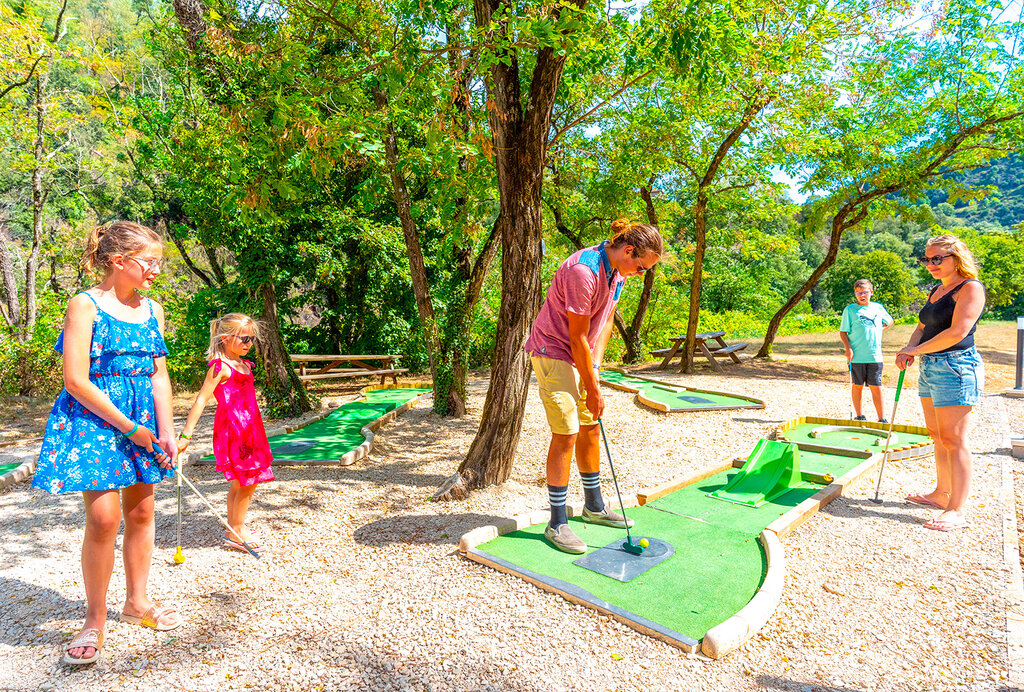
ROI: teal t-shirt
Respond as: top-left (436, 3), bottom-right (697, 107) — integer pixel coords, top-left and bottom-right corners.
top-left (841, 302), bottom-right (893, 363)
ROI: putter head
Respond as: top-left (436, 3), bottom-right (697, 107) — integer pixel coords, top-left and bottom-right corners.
top-left (870, 498), bottom-right (883, 504)
top-left (622, 539), bottom-right (646, 556)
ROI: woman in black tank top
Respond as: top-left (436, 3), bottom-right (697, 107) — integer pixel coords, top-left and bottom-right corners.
top-left (896, 234), bottom-right (985, 532)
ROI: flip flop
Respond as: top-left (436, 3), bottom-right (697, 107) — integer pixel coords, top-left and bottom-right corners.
top-left (223, 537), bottom-right (263, 553)
top-left (63, 627), bottom-right (104, 666)
top-left (906, 493), bottom-right (945, 510)
top-left (120, 603), bottom-right (183, 631)
top-left (924, 517), bottom-right (970, 532)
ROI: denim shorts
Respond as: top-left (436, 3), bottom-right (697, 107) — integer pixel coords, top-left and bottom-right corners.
top-left (918, 346), bottom-right (984, 407)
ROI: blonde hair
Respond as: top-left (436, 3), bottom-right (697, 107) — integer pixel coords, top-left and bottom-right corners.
top-left (83, 221), bottom-right (162, 275)
top-left (926, 234), bottom-right (979, 279)
top-left (607, 218), bottom-right (663, 258)
top-left (206, 313), bottom-right (263, 361)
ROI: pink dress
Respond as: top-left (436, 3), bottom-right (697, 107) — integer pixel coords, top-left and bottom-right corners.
top-left (209, 359), bottom-right (274, 486)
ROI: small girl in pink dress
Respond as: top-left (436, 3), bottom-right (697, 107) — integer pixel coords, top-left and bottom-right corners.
top-left (177, 313), bottom-right (274, 551)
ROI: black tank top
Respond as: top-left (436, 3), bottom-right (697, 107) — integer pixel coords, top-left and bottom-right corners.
top-left (918, 279), bottom-right (982, 353)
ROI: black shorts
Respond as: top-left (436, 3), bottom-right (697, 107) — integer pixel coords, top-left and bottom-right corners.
top-left (851, 362), bottom-right (882, 386)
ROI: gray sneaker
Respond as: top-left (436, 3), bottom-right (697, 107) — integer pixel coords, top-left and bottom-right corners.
top-left (544, 523), bottom-right (587, 554)
top-left (581, 505), bottom-right (635, 529)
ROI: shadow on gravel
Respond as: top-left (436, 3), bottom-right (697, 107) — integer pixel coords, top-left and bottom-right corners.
top-left (826, 499), bottom-right (929, 526)
top-left (755, 676), bottom-right (866, 692)
top-left (732, 417), bottom-right (784, 424)
top-left (0, 578), bottom-right (86, 645)
top-left (353, 513), bottom-right (508, 546)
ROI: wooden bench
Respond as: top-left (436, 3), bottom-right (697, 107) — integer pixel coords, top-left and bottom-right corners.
top-left (654, 332), bottom-right (749, 372)
top-left (290, 354), bottom-right (406, 385)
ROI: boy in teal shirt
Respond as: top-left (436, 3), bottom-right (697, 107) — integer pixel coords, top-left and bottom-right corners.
top-left (840, 279), bottom-right (894, 421)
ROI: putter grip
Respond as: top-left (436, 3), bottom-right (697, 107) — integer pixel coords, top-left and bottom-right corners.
top-left (894, 368), bottom-right (906, 402)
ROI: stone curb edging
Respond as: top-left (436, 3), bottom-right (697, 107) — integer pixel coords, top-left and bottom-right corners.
top-left (701, 530), bottom-right (784, 659)
top-left (998, 398), bottom-right (1024, 686)
top-left (0, 459), bottom-right (37, 493)
top-left (188, 382), bottom-right (433, 467)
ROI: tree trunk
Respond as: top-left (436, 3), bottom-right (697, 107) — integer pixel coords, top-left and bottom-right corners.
top-left (434, 0), bottom-right (581, 499)
top-left (0, 223), bottom-right (22, 335)
top-left (25, 73), bottom-right (50, 344)
top-left (681, 187), bottom-right (708, 372)
top-left (165, 214), bottom-right (215, 287)
top-left (758, 207), bottom-right (863, 357)
top-left (257, 281), bottom-right (312, 416)
top-left (372, 87), bottom-right (440, 375)
top-left (619, 183), bottom-right (660, 364)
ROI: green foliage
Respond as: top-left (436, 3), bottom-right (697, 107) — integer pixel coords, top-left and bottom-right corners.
top-left (0, 292), bottom-right (65, 397)
top-left (821, 250), bottom-right (927, 317)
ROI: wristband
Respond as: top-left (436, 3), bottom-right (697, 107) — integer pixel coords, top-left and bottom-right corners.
top-left (179, 431), bottom-right (192, 440)
top-left (126, 422), bottom-right (139, 437)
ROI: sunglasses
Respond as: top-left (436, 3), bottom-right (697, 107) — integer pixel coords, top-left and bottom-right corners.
top-left (129, 256), bottom-right (162, 273)
top-left (918, 254), bottom-right (954, 266)
top-left (634, 254), bottom-right (652, 274)
top-left (231, 335), bottom-right (256, 345)
top-left (854, 291), bottom-right (871, 297)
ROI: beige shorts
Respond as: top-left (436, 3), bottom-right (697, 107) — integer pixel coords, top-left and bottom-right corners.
top-left (531, 355), bottom-right (597, 436)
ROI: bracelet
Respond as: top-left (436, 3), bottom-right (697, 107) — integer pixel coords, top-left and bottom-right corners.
top-left (178, 431), bottom-right (192, 440)
top-left (125, 422), bottom-right (139, 437)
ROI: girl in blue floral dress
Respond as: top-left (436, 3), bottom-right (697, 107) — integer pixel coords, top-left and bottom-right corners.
top-left (35, 221), bottom-right (184, 665)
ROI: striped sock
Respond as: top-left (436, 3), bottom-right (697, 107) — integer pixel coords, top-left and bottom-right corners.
top-left (581, 471), bottom-right (605, 513)
top-left (548, 484), bottom-right (568, 528)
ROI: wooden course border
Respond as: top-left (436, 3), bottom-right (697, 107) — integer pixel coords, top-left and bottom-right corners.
top-left (459, 416), bottom-right (938, 660)
top-left (188, 382), bottom-right (433, 467)
top-left (600, 367), bottom-right (765, 413)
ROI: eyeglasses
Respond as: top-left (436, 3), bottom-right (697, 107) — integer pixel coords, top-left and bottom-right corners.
top-left (635, 255), bottom-right (652, 274)
top-left (918, 254), bottom-right (954, 266)
top-left (854, 291), bottom-right (871, 296)
top-left (129, 256), bottom-right (162, 273)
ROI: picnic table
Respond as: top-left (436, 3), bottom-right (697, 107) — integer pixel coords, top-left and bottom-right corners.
top-left (650, 331), bottom-right (749, 372)
top-left (290, 354), bottom-right (408, 385)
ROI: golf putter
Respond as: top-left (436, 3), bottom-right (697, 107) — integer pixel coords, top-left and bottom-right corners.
top-left (848, 362), bottom-right (854, 420)
top-left (174, 457), bottom-right (184, 564)
top-left (597, 419), bottom-right (645, 555)
top-left (871, 368), bottom-right (906, 504)
top-left (155, 443), bottom-right (261, 559)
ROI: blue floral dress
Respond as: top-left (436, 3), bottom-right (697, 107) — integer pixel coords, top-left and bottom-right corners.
top-left (34, 292), bottom-right (172, 494)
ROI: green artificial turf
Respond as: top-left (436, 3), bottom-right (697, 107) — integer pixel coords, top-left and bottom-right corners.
top-left (473, 442), bottom-right (867, 642)
top-left (474, 507), bottom-right (766, 640)
top-left (600, 370), bottom-right (757, 409)
top-left (201, 387), bottom-right (431, 462)
top-left (782, 422), bottom-right (930, 452)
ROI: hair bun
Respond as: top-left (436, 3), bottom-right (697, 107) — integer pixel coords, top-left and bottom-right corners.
top-left (610, 218), bottom-right (631, 237)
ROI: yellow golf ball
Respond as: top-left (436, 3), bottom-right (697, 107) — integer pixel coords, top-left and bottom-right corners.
top-left (173, 550), bottom-right (184, 564)
top-left (639, 538), bottom-right (649, 548)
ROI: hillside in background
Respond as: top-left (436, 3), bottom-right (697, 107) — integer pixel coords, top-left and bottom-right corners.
top-left (926, 153), bottom-right (1024, 230)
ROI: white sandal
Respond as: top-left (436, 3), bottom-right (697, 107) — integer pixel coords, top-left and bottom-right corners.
top-left (63, 627), bottom-right (104, 666)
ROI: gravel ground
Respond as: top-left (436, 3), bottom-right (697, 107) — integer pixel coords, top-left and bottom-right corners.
top-left (0, 369), bottom-right (1019, 691)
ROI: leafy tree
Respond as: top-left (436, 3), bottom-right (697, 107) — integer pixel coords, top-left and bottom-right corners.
top-left (759, 0), bottom-right (1024, 356)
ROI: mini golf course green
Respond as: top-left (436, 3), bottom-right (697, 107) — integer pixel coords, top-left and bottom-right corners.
top-left (460, 416), bottom-right (934, 658)
top-left (599, 368), bottom-right (764, 412)
top-left (195, 384), bottom-right (432, 466)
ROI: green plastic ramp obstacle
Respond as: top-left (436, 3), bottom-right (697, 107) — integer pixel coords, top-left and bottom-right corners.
top-left (708, 440), bottom-right (802, 507)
